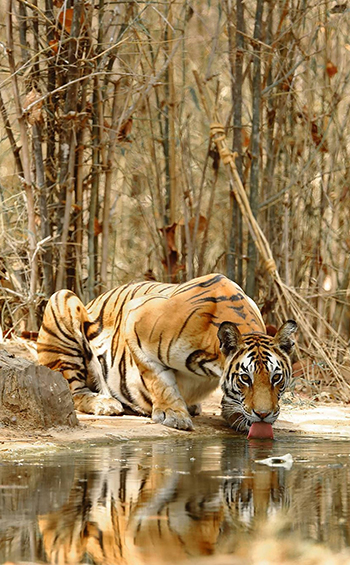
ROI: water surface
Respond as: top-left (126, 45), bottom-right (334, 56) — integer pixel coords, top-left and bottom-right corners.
top-left (1, 435), bottom-right (350, 563)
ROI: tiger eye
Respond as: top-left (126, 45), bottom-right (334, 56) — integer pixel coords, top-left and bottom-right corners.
top-left (271, 373), bottom-right (282, 385)
top-left (240, 374), bottom-right (251, 385)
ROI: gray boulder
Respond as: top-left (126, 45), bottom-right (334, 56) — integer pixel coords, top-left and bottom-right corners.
top-left (0, 350), bottom-right (78, 428)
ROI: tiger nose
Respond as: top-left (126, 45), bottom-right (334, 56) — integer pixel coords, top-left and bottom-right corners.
top-left (253, 410), bottom-right (270, 420)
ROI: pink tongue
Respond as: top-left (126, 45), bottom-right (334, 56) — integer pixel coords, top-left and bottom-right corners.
top-left (247, 422), bottom-right (274, 439)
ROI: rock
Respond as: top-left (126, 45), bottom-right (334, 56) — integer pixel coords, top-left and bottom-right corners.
top-left (0, 350), bottom-right (78, 429)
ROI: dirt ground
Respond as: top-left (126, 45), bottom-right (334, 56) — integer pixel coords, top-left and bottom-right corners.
top-left (2, 338), bottom-right (350, 457)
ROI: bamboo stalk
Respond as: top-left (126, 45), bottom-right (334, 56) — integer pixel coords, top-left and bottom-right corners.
top-left (88, 76), bottom-right (100, 300)
top-left (228, 0), bottom-right (244, 285)
top-left (6, 0), bottom-right (38, 329)
top-left (246, 0), bottom-right (264, 298)
top-left (74, 86), bottom-right (88, 299)
top-left (32, 122), bottom-right (54, 297)
top-left (55, 0), bottom-right (84, 290)
top-left (56, 135), bottom-right (77, 290)
top-left (100, 82), bottom-right (119, 290)
top-left (168, 29), bottom-right (177, 226)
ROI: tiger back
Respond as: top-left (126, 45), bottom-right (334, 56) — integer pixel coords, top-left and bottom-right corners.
top-left (37, 273), bottom-right (296, 431)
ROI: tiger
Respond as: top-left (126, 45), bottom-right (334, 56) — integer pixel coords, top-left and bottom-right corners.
top-left (37, 273), bottom-right (297, 431)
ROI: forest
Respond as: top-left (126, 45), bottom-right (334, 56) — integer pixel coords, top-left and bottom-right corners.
top-left (0, 0), bottom-right (350, 399)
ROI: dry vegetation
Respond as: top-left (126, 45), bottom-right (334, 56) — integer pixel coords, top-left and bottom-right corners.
top-left (0, 0), bottom-right (350, 398)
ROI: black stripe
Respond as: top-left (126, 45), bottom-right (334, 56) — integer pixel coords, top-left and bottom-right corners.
top-left (191, 293), bottom-right (244, 305)
top-left (185, 349), bottom-right (218, 376)
top-left (171, 274), bottom-right (224, 296)
top-left (58, 362), bottom-right (83, 370)
top-left (157, 284), bottom-right (175, 294)
top-left (157, 333), bottom-right (165, 365)
top-left (37, 344), bottom-right (82, 356)
top-left (139, 387), bottom-right (152, 408)
top-left (139, 373), bottom-right (152, 404)
top-left (166, 335), bottom-right (175, 364)
top-left (87, 285), bottom-right (135, 339)
top-left (134, 323), bottom-right (142, 350)
top-left (119, 350), bottom-right (134, 405)
top-left (111, 330), bottom-right (120, 366)
top-left (98, 352), bottom-right (108, 380)
top-left (48, 301), bottom-right (78, 343)
top-left (176, 308), bottom-right (200, 340)
top-left (81, 332), bottom-right (93, 362)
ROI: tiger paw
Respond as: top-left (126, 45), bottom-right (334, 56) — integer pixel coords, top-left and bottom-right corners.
top-left (152, 407), bottom-right (194, 431)
top-left (91, 395), bottom-right (124, 416)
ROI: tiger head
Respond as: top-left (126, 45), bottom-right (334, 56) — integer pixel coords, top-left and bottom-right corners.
top-left (218, 320), bottom-right (297, 431)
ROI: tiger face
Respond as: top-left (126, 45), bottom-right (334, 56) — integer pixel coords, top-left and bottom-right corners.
top-left (218, 320), bottom-right (297, 431)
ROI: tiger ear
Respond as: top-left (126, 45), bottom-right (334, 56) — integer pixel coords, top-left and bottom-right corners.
top-left (217, 321), bottom-right (243, 357)
top-left (273, 320), bottom-right (297, 355)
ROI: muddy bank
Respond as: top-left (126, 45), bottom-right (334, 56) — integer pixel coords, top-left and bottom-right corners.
top-left (1, 339), bottom-right (350, 456)
top-left (1, 388), bottom-right (350, 457)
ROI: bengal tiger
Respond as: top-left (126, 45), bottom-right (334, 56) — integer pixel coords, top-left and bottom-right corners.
top-left (37, 273), bottom-right (297, 431)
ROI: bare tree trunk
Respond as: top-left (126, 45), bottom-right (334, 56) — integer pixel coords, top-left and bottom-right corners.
top-left (17, 0), bottom-right (29, 67)
top-left (225, 0), bottom-right (236, 281)
top-left (246, 0), bottom-right (264, 298)
top-left (45, 0), bottom-right (57, 288)
top-left (30, 0), bottom-right (52, 297)
top-left (32, 0), bottom-right (40, 85)
top-left (197, 160), bottom-right (219, 276)
top-left (32, 122), bottom-right (54, 297)
top-left (228, 0), bottom-right (244, 286)
top-left (167, 6), bottom-right (177, 227)
top-left (88, 77), bottom-right (101, 300)
top-left (164, 16), bottom-right (171, 225)
top-left (74, 85), bottom-right (88, 299)
top-left (6, 0), bottom-right (38, 328)
top-left (100, 83), bottom-right (119, 290)
top-left (55, 0), bottom-right (84, 290)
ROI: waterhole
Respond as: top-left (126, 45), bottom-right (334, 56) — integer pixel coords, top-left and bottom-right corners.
top-left (1, 436), bottom-right (350, 564)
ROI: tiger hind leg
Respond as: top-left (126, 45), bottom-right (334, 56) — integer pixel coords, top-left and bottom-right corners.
top-left (37, 290), bottom-right (123, 416)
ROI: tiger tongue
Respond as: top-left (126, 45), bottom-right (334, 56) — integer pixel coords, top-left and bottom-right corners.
top-left (247, 422), bottom-right (274, 440)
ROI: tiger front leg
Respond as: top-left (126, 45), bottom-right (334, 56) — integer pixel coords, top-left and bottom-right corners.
top-left (124, 295), bottom-right (194, 430)
top-left (133, 359), bottom-right (194, 430)
top-left (149, 367), bottom-right (194, 430)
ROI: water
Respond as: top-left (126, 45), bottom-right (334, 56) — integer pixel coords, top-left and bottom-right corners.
top-left (1, 436), bottom-right (350, 564)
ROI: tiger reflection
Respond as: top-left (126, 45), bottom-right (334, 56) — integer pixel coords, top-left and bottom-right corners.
top-left (37, 441), bottom-right (285, 564)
